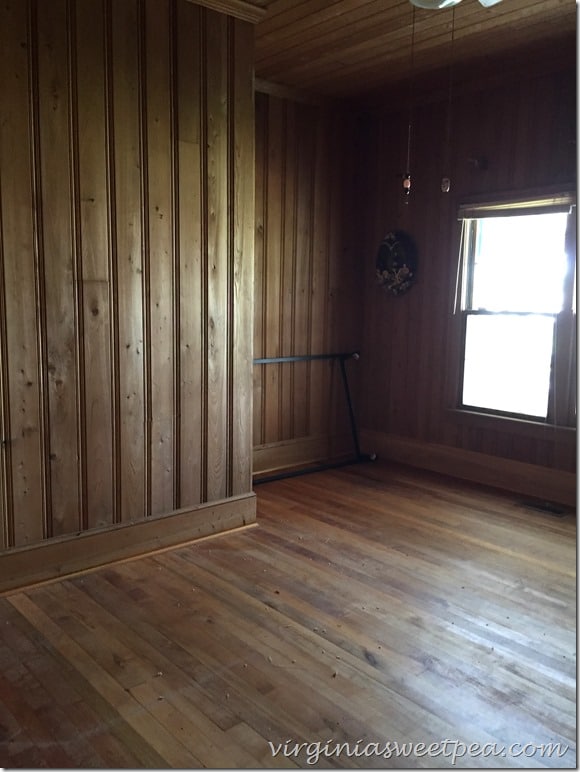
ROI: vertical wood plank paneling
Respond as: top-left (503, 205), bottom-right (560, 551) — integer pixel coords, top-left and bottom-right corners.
top-left (403, 115), bottom-right (426, 439)
top-left (308, 106), bottom-right (331, 440)
top-left (205, 9), bottom-right (229, 502)
top-left (511, 79), bottom-right (534, 190)
top-left (332, 116), bottom-right (359, 356)
top-left (0, 0), bottom-right (45, 546)
top-left (169, 0), bottom-right (180, 510)
top-left (0, 0), bottom-right (255, 564)
top-left (0, 200), bottom-right (8, 549)
top-left (292, 103), bottom-right (315, 439)
top-left (280, 100), bottom-right (295, 441)
top-left (262, 96), bottom-right (283, 445)
top-left (493, 87), bottom-right (517, 194)
top-left (145, 0), bottom-right (175, 516)
top-left (360, 67), bottom-right (576, 473)
top-left (139, 0), bottom-right (152, 519)
top-left (36, 0), bottom-right (81, 537)
top-left (0, 14), bottom-right (13, 549)
top-left (552, 73), bottom-right (576, 186)
top-left (231, 19), bottom-right (254, 496)
top-left (176, 0), bottom-right (203, 507)
top-left (413, 101), bottom-right (449, 445)
top-left (329, 116), bottom-right (354, 448)
top-left (324, 117), bottom-right (345, 448)
top-left (29, 0), bottom-right (52, 543)
top-left (254, 66), bottom-right (575, 476)
top-left (104, 0), bottom-right (122, 525)
top-left (362, 111), bottom-right (397, 436)
top-left (252, 94), bottom-right (363, 472)
top-left (67, 0), bottom-right (88, 531)
top-left (252, 93), bottom-right (266, 448)
top-left (75, 0), bottom-right (114, 530)
top-left (111, 0), bottom-right (145, 523)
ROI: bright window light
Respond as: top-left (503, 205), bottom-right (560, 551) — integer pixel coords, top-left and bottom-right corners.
top-left (471, 213), bottom-right (568, 313)
top-left (462, 314), bottom-right (555, 417)
top-left (460, 208), bottom-right (573, 420)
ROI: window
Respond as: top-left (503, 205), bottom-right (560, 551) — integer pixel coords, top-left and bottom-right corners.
top-left (456, 194), bottom-right (576, 426)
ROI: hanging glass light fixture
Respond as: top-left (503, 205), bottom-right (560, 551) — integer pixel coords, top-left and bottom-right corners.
top-left (410, 0), bottom-right (502, 8)
top-left (410, 0), bottom-right (460, 7)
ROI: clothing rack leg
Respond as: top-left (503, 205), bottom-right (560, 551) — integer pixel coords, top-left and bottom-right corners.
top-left (253, 352), bottom-right (376, 485)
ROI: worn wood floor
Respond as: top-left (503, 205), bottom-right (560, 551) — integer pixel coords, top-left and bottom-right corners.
top-left (0, 463), bottom-right (576, 768)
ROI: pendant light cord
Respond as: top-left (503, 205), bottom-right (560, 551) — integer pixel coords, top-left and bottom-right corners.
top-left (443, 7), bottom-right (456, 174)
top-left (406, 6), bottom-right (416, 174)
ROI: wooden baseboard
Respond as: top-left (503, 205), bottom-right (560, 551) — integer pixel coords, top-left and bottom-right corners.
top-left (253, 434), bottom-right (354, 476)
top-left (361, 431), bottom-right (576, 508)
top-left (0, 493), bottom-right (256, 594)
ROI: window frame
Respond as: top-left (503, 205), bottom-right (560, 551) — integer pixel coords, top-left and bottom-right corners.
top-left (452, 191), bottom-right (576, 428)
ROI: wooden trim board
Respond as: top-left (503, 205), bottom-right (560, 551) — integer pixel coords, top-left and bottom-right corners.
top-left (186, 0), bottom-right (265, 23)
top-left (0, 493), bottom-right (256, 594)
top-left (254, 78), bottom-right (328, 106)
top-left (361, 430), bottom-right (576, 508)
top-left (253, 433), bottom-right (355, 476)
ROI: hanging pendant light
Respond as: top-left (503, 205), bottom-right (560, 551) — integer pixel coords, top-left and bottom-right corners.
top-left (410, 0), bottom-right (461, 8)
top-left (409, 0), bottom-right (502, 8)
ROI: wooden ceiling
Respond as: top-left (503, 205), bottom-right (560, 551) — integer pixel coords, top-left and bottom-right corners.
top-left (253, 0), bottom-right (576, 100)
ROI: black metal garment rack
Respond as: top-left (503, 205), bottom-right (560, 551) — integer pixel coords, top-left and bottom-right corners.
top-left (253, 351), bottom-right (376, 484)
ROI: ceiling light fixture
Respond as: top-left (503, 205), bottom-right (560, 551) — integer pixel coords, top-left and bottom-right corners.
top-left (409, 0), bottom-right (502, 9)
top-left (410, 0), bottom-right (460, 8)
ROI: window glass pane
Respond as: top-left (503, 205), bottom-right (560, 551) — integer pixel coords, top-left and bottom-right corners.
top-left (462, 314), bottom-right (554, 418)
top-left (471, 213), bottom-right (568, 313)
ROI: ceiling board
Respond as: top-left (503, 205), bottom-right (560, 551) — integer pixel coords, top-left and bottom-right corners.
top-left (255, 0), bottom-right (576, 99)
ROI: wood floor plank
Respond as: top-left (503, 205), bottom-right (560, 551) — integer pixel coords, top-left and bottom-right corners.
top-left (6, 594), bottom-right (198, 767)
top-left (0, 462), bottom-right (575, 768)
top-left (0, 671), bottom-right (79, 768)
top-left (163, 534), bottom-right (573, 756)
top-left (0, 600), bottom-right (165, 768)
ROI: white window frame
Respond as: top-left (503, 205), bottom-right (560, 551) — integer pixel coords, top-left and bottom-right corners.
top-left (455, 192), bottom-right (576, 427)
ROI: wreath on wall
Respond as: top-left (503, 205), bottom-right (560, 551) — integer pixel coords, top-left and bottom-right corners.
top-left (375, 230), bottom-right (418, 296)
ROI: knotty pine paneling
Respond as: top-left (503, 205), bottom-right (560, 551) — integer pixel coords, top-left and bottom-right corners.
top-left (359, 66), bottom-right (576, 472)
top-left (0, 0), bottom-right (47, 549)
top-left (0, 0), bottom-right (254, 550)
top-left (76, 0), bottom-right (114, 532)
top-left (253, 92), bottom-right (363, 474)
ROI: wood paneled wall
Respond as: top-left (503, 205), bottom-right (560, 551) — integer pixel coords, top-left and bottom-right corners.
top-left (359, 66), bottom-right (576, 472)
top-left (0, 0), bottom-right (254, 551)
top-left (253, 92), bottom-right (362, 474)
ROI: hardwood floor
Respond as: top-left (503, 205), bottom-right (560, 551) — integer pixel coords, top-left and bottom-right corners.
top-left (0, 463), bottom-right (576, 768)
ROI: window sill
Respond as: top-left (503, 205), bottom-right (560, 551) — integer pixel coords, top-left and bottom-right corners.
top-left (447, 407), bottom-right (576, 439)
